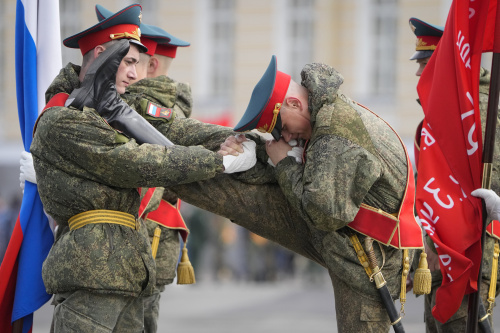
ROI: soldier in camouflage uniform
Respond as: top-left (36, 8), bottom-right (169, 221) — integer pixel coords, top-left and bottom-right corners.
top-left (409, 17), bottom-right (500, 332)
top-left (30, 6), bottom-right (257, 332)
top-left (95, 5), bottom-right (197, 332)
top-left (155, 56), bottom-right (423, 333)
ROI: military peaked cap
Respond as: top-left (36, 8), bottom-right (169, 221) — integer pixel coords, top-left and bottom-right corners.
top-left (234, 55), bottom-right (291, 141)
top-left (96, 4), bottom-right (190, 58)
top-left (409, 17), bottom-right (444, 60)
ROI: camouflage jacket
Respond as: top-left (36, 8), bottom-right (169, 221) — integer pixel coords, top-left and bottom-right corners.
top-left (122, 78), bottom-right (274, 184)
top-left (274, 63), bottom-right (407, 232)
top-left (126, 76), bottom-right (194, 285)
top-left (31, 63), bottom-right (224, 296)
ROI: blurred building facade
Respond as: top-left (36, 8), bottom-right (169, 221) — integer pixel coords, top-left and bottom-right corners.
top-left (0, 0), bottom-right (453, 199)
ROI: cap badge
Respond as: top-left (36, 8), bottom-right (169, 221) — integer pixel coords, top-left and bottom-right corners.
top-left (110, 27), bottom-right (141, 41)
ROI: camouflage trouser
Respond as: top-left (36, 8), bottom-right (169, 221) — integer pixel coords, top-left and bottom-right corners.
top-left (51, 290), bottom-right (144, 333)
top-left (331, 272), bottom-right (392, 333)
top-left (143, 285), bottom-right (166, 333)
top-left (424, 280), bottom-right (494, 333)
top-left (171, 173), bottom-right (405, 331)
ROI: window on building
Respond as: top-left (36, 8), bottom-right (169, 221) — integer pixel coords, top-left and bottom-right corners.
top-left (371, 0), bottom-right (397, 96)
top-left (209, 0), bottom-right (235, 99)
top-left (286, 0), bottom-right (315, 82)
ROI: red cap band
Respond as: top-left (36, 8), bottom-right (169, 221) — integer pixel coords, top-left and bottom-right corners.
top-left (78, 24), bottom-right (141, 55)
top-left (416, 35), bottom-right (441, 51)
top-left (141, 37), bottom-right (157, 56)
top-left (255, 71), bottom-right (291, 134)
top-left (155, 44), bottom-right (178, 58)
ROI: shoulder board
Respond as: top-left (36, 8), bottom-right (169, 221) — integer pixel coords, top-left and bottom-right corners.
top-left (33, 93), bottom-right (70, 137)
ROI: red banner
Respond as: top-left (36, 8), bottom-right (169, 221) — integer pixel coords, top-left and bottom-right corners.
top-left (416, 0), bottom-right (498, 323)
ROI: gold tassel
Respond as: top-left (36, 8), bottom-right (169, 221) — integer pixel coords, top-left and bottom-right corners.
top-left (151, 226), bottom-right (161, 260)
top-left (177, 243), bottom-right (196, 285)
top-left (485, 241), bottom-right (500, 318)
top-left (400, 249), bottom-right (410, 316)
top-left (413, 252), bottom-right (432, 295)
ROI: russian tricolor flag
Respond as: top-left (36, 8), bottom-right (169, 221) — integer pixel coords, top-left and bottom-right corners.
top-left (0, 0), bottom-right (61, 332)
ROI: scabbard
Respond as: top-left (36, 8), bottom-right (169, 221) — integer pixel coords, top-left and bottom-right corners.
top-left (478, 301), bottom-right (493, 333)
top-left (347, 231), bottom-right (405, 333)
top-left (377, 283), bottom-right (405, 333)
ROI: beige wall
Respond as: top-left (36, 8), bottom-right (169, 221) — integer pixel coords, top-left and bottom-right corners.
top-left (1, 0), bottom-right (453, 151)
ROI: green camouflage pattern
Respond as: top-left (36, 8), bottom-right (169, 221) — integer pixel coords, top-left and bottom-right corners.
top-left (168, 63), bottom-right (413, 331)
top-left (121, 79), bottom-right (272, 178)
top-left (275, 62), bottom-right (407, 231)
top-left (32, 63), bottom-right (224, 296)
top-left (142, 285), bottom-right (165, 333)
top-left (124, 75), bottom-right (274, 288)
top-left (126, 75), bottom-right (193, 119)
top-left (146, 220), bottom-right (180, 285)
top-left (52, 290), bottom-right (144, 332)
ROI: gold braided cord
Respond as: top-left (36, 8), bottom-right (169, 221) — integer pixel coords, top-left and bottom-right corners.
top-left (349, 233), bottom-right (373, 277)
top-left (399, 249), bottom-right (410, 317)
top-left (68, 209), bottom-right (137, 230)
top-left (486, 241), bottom-right (500, 316)
top-left (267, 103), bottom-right (282, 134)
top-left (110, 28), bottom-right (141, 41)
top-left (151, 226), bottom-right (162, 259)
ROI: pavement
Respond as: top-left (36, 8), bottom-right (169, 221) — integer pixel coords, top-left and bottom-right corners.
top-left (31, 274), bottom-right (500, 332)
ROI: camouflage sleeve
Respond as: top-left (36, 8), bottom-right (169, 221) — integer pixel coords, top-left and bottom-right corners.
top-left (34, 106), bottom-right (224, 189)
top-left (274, 134), bottom-right (382, 232)
top-left (174, 81), bottom-right (193, 118)
top-left (124, 90), bottom-right (276, 183)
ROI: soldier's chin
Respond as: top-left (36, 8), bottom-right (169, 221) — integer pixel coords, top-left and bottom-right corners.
top-left (116, 84), bottom-right (126, 95)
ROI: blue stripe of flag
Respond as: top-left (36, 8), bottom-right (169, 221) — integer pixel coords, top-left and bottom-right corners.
top-left (13, 0), bottom-right (53, 327)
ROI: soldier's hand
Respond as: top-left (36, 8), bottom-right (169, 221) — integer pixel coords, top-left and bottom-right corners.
top-left (20, 151), bottom-right (37, 190)
top-left (222, 141), bottom-right (257, 173)
top-left (266, 139), bottom-right (292, 166)
top-left (218, 134), bottom-right (247, 156)
top-left (424, 242), bottom-right (440, 272)
top-left (471, 188), bottom-right (500, 221)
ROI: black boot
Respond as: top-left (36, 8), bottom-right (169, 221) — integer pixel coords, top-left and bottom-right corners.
top-left (67, 39), bottom-right (173, 147)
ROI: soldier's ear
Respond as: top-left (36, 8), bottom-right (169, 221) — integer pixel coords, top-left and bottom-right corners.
top-left (284, 96), bottom-right (302, 111)
top-left (94, 45), bottom-right (106, 58)
top-left (148, 57), bottom-right (159, 76)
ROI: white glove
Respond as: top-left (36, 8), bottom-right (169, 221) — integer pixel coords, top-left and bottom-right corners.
top-left (20, 151), bottom-right (37, 189)
top-left (223, 141), bottom-right (257, 173)
top-left (471, 188), bottom-right (500, 221)
top-left (287, 146), bottom-right (304, 164)
top-left (267, 140), bottom-right (304, 167)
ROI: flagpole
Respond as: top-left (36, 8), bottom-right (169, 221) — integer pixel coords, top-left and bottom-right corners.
top-left (466, 3), bottom-right (500, 332)
top-left (12, 319), bottom-right (22, 333)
